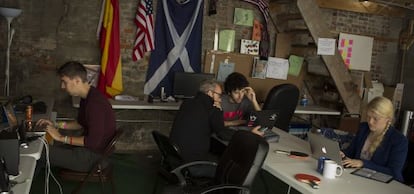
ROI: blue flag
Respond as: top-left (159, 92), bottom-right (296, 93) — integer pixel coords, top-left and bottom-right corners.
top-left (144, 0), bottom-right (204, 97)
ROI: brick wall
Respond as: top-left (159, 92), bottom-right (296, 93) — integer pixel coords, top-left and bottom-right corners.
top-left (325, 9), bottom-right (400, 84)
top-left (0, 0), bottom-right (403, 151)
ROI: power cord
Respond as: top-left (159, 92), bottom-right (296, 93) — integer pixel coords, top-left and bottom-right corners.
top-left (40, 138), bottom-right (63, 194)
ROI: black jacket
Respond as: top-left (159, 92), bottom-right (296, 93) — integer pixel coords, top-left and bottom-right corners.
top-left (169, 92), bottom-right (234, 162)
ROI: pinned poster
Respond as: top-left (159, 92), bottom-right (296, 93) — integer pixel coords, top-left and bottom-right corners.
top-left (219, 30), bottom-right (235, 52)
top-left (252, 19), bottom-right (262, 41)
top-left (233, 8), bottom-right (254, 26)
top-left (317, 38), bottom-right (336, 55)
top-left (217, 60), bottom-right (235, 82)
top-left (338, 33), bottom-right (373, 71)
top-left (240, 39), bottom-right (260, 55)
top-left (288, 55), bottom-right (304, 76)
top-left (266, 57), bottom-right (289, 80)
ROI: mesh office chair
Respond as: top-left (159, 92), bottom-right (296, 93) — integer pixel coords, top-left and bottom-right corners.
top-left (59, 129), bottom-right (123, 194)
top-left (262, 83), bottom-right (300, 132)
top-left (163, 130), bottom-right (269, 194)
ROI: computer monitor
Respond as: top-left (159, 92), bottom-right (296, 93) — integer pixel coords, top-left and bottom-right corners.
top-left (173, 72), bottom-right (215, 99)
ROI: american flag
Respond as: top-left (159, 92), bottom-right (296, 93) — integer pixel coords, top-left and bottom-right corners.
top-left (133, 0), bottom-right (155, 61)
top-left (242, 0), bottom-right (270, 24)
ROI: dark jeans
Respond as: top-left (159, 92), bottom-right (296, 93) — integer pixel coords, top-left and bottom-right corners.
top-left (36, 142), bottom-right (103, 174)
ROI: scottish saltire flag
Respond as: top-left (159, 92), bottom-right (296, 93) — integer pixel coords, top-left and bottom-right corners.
top-left (133, 0), bottom-right (155, 61)
top-left (144, 0), bottom-right (204, 96)
top-left (97, 0), bottom-right (123, 97)
top-left (242, 0), bottom-right (270, 57)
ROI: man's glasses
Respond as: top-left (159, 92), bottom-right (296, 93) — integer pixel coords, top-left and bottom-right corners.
top-left (211, 91), bottom-right (222, 97)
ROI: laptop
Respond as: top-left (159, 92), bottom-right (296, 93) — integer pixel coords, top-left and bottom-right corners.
top-left (2, 103), bottom-right (18, 130)
top-left (3, 102), bottom-right (46, 136)
top-left (248, 110), bottom-right (279, 129)
top-left (308, 132), bottom-right (343, 166)
top-left (232, 110), bottom-right (280, 142)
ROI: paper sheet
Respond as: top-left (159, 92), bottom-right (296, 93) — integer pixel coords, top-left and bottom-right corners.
top-left (219, 30), bottom-right (235, 52)
top-left (266, 57), bottom-right (289, 80)
top-left (233, 8), bottom-right (254, 26)
top-left (288, 55), bottom-right (304, 76)
top-left (217, 61), bottom-right (235, 82)
top-left (317, 38), bottom-right (336, 55)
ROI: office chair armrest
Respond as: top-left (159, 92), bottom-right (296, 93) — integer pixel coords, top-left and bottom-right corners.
top-left (199, 184), bottom-right (250, 194)
top-left (171, 161), bottom-right (217, 186)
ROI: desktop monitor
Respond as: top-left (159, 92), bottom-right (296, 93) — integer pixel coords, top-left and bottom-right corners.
top-left (173, 72), bottom-right (215, 99)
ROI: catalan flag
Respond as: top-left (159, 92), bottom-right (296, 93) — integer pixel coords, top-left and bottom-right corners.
top-left (98, 0), bottom-right (123, 97)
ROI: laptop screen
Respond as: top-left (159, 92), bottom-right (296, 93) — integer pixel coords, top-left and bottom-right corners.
top-left (308, 132), bottom-right (343, 166)
top-left (2, 103), bottom-right (18, 129)
top-left (173, 72), bottom-right (215, 99)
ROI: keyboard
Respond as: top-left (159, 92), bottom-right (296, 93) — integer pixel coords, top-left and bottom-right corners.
top-left (229, 126), bottom-right (279, 143)
top-left (263, 130), bottom-right (280, 143)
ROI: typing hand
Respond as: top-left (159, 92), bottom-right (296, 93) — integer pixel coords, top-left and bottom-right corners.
top-left (36, 119), bottom-right (53, 128)
top-left (45, 125), bottom-right (61, 141)
top-left (342, 158), bottom-right (363, 168)
top-left (251, 126), bottom-right (264, 137)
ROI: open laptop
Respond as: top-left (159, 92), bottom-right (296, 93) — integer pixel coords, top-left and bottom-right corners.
top-left (308, 132), bottom-right (343, 166)
top-left (3, 102), bottom-right (46, 136)
top-left (232, 110), bottom-right (280, 142)
top-left (248, 110), bottom-right (279, 129)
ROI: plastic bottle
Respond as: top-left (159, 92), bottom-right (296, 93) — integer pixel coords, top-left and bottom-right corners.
top-left (300, 94), bottom-right (308, 106)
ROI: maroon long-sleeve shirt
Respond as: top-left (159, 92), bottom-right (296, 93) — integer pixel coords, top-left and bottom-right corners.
top-left (77, 87), bottom-right (116, 153)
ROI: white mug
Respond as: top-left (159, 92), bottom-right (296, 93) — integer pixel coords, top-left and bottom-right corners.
top-left (323, 160), bottom-right (343, 179)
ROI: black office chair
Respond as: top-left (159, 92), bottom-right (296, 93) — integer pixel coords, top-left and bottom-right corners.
top-left (152, 130), bottom-right (185, 184)
top-left (163, 130), bottom-right (269, 194)
top-left (262, 83), bottom-right (300, 132)
top-left (152, 131), bottom-right (215, 188)
top-left (60, 129), bottom-right (123, 194)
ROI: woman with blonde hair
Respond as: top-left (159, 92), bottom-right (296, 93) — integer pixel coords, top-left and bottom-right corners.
top-left (341, 96), bottom-right (408, 182)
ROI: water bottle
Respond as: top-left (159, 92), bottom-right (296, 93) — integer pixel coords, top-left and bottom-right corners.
top-left (300, 94), bottom-right (308, 106)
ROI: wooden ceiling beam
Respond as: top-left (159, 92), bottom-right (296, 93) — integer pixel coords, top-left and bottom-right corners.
top-left (297, 0), bottom-right (361, 114)
top-left (315, 0), bottom-right (407, 18)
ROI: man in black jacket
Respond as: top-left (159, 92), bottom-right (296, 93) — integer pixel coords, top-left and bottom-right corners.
top-left (170, 79), bottom-right (262, 177)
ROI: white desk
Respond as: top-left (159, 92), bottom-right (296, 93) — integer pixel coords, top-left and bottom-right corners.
top-left (10, 156), bottom-right (36, 194)
top-left (20, 138), bottom-right (44, 160)
top-left (263, 128), bottom-right (414, 194)
top-left (72, 96), bottom-right (181, 110)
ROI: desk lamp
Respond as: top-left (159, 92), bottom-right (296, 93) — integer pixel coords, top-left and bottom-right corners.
top-left (0, 7), bottom-right (22, 96)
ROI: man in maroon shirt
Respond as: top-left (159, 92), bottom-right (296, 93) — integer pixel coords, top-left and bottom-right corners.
top-left (37, 61), bottom-right (116, 172)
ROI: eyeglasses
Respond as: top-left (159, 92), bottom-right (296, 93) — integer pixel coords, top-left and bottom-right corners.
top-left (211, 91), bottom-right (222, 97)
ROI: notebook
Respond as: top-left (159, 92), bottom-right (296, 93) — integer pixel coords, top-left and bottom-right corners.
top-left (308, 132), bottom-right (343, 166)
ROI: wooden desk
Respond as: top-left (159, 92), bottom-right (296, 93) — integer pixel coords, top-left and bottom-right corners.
top-left (263, 128), bottom-right (414, 194)
top-left (72, 96), bottom-right (180, 110)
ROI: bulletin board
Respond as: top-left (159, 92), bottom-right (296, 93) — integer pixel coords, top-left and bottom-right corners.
top-left (203, 50), bottom-right (306, 102)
